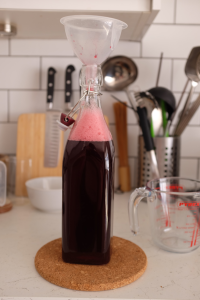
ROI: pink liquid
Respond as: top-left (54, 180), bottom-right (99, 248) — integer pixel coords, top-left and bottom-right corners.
top-left (69, 107), bottom-right (112, 141)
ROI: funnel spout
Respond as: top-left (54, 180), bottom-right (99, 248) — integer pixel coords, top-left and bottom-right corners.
top-left (80, 65), bottom-right (103, 92)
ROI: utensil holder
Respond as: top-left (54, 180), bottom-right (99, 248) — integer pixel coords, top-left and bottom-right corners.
top-left (138, 135), bottom-right (180, 187)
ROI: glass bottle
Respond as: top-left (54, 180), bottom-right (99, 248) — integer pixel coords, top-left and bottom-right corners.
top-left (62, 65), bottom-right (115, 265)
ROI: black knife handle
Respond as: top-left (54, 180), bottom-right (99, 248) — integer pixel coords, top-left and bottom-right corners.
top-left (137, 106), bottom-right (155, 152)
top-left (47, 67), bottom-right (56, 104)
top-left (65, 65), bottom-right (75, 103)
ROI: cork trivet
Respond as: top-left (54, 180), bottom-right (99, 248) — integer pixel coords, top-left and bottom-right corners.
top-left (35, 236), bottom-right (147, 291)
top-left (0, 200), bottom-right (12, 214)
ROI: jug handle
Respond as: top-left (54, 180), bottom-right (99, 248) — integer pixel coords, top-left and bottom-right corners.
top-left (128, 187), bottom-right (149, 235)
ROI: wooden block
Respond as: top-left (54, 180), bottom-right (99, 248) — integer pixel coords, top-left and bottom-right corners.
top-left (119, 166), bottom-right (131, 192)
top-left (104, 115), bottom-right (109, 127)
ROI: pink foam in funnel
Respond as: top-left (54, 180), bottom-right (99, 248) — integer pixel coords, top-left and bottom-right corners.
top-left (69, 107), bottom-right (112, 141)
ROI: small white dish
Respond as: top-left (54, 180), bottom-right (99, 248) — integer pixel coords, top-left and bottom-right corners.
top-left (25, 177), bottom-right (62, 213)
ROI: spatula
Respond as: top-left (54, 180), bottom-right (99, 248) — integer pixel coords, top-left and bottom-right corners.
top-left (136, 106), bottom-right (160, 180)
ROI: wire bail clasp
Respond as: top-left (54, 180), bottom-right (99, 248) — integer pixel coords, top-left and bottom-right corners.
top-left (65, 81), bottom-right (102, 121)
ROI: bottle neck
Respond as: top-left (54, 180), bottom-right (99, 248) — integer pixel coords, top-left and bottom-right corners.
top-left (80, 91), bottom-right (101, 110)
top-left (79, 64), bottom-right (102, 109)
top-left (80, 65), bottom-right (102, 94)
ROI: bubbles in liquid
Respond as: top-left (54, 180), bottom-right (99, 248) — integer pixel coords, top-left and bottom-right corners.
top-left (69, 107), bottom-right (112, 141)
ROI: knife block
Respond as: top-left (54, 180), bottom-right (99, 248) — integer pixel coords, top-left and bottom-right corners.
top-left (15, 113), bottom-right (64, 197)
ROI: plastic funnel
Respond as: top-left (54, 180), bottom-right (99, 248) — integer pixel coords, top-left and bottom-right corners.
top-left (0, 161), bottom-right (6, 207)
top-left (60, 15), bottom-right (127, 65)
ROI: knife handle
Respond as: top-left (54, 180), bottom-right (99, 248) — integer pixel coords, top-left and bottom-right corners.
top-left (47, 67), bottom-right (56, 104)
top-left (137, 106), bottom-right (155, 152)
top-left (65, 65), bottom-right (75, 103)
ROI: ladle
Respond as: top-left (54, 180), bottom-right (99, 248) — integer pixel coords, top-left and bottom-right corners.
top-left (174, 47), bottom-right (200, 136)
top-left (102, 55), bottom-right (138, 116)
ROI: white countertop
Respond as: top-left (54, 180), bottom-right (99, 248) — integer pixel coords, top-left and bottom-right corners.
top-left (0, 192), bottom-right (200, 300)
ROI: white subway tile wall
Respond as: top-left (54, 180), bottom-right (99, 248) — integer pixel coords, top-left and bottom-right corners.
top-left (130, 58), bottom-right (172, 90)
top-left (11, 39), bottom-right (74, 56)
top-left (153, 0), bottom-right (175, 24)
top-left (0, 40), bottom-right (9, 55)
top-left (176, 0), bottom-right (200, 24)
top-left (0, 57), bottom-right (40, 89)
top-left (1, 0), bottom-right (200, 187)
top-left (0, 91), bottom-right (8, 122)
top-left (0, 124), bottom-right (17, 154)
top-left (110, 41), bottom-right (140, 58)
top-left (142, 25), bottom-right (200, 59)
top-left (180, 158), bottom-right (198, 180)
top-left (41, 57), bottom-right (82, 90)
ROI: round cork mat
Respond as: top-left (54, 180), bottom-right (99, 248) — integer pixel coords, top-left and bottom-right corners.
top-left (0, 201), bottom-right (12, 214)
top-left (35, 236), bottom-right (147, 291)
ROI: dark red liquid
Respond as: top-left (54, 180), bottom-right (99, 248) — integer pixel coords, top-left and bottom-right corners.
top-left (62, 140), bottom-right (114, 265)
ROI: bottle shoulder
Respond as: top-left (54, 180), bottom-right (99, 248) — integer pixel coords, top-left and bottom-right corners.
top-left (69, 106), bottom-right (112, 142)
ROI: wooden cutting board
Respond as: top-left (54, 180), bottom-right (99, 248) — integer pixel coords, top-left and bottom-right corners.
top-left (15, 113), bottom-right (64, 196)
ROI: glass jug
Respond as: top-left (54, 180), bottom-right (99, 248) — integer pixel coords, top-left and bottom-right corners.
top-left (129, 177), bottom-right (200, 253)
top-left (0, 161), bottom-right (6, 207)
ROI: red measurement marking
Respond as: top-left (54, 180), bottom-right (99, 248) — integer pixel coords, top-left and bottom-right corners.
top-left (176, 226), bottom-right (188, 229)
top-left (194, 216), bottom-right (200, 245)
top-left (194, 229), bottom-right (198, 246)
top-left (190, 229), bottom-right (196, 247)
top-left (94, 55), bottom-right (97, 58)
top-left (165, 218), bottom-right (171, 227)
top-left (179, 202), bottom-right (200, 207)
top-left (155, 185), bottom-right (183, 191)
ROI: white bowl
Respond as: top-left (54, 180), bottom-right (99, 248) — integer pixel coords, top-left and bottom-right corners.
top-left (25, 177), bottom-right (62, 213)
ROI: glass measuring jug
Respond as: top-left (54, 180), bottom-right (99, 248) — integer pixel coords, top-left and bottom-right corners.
top-left (129, 177), bottom-right (200, 253)
top-left (0, 161), bottom-right (6, 207)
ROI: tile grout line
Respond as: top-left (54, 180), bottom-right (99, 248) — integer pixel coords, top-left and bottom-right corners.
top-left (171, 59), bottom-right (174, 91)
top-left (0, 55), bottom-right (189, 60)
top-left (174, 0), bottom-right (177, 24)
top-left (140, 41), bottom-right (142, 58)
top-left (0, 55), bottom-right (76, 58)
top-left (39, 57), bottom-right (42, 90)
top-left (8, 38), bottom-right (11, 56)
top-left (181, 156), bottom-right (200, 159)
top-left (0, 122), bottom-right (17, 124)
top-left (196, 159), bottom-right (200, 180)
top-left (150, 23), bottom-right (200, 26)
top-left (132, 57), bottom-right (187, 60)
top-left (2, 88), bottom-right (199, 94)
top-left (7, 90), bottom-right (10, 122)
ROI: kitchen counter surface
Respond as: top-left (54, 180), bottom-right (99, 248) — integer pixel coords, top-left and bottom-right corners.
top-left (0, 192), bottom-right (200, 300)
